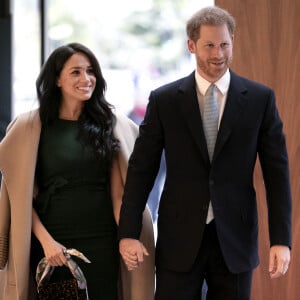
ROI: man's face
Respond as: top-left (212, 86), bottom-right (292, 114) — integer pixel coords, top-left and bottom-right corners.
top-left (188, 24), bottom-right (233, 82)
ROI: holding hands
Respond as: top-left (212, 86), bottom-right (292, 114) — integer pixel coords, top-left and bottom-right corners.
top-left (119, 238), bottom-right (149, 271)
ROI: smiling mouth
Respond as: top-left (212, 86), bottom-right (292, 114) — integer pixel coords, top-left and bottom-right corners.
top-left (211, 62), bottom-right (224, 66)
top-left (77, 86), bottom-right (92, 91)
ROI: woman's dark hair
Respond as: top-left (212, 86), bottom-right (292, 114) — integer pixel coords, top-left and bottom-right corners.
top-left (36, 42), bottom-right (119, 163)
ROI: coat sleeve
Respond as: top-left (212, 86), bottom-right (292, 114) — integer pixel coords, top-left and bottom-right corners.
top-left (257, 89), bottom-right (292, 247)
top-left (0, 118), bottom-right (15, 271)
top-left (114, 112), bottom-right (155, 300)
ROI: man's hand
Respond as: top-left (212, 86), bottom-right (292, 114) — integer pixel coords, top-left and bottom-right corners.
top-left (119, 238), bottom-right (149, 271)
top-left (269, 245), bottom-right (290, 279)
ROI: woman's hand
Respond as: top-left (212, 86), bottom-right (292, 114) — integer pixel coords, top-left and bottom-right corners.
top-left (42, 239), bottom-right (67, 267)
top-left (32, 208), bottom-right (67, 266)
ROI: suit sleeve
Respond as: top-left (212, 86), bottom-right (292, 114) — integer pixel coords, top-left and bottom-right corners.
top-left (119, 92), bottom-right (164, 239)
top-left (258, 89), bottom-right (292, 248)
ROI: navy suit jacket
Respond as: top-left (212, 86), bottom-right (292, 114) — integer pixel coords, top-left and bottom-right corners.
top-left (119, 70), bottom-right (292, 273)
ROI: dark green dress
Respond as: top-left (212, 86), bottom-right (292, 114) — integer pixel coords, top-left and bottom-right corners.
top-left (31, 119), bottom-right (119, 300)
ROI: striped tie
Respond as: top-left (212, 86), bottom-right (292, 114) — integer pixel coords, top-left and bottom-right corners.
top-left (203, 84), bottom-right (219, 161)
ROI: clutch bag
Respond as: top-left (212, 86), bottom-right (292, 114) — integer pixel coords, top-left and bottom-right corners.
top-left (36, 248), bottom-right (91, 300)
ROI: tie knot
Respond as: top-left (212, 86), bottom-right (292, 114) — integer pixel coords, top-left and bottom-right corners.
top-left (205, 84), bottom-right (216, 97)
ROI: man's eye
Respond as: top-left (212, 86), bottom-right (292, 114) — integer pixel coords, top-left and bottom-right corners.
top-left (221, 43), bottom-right (229, 48)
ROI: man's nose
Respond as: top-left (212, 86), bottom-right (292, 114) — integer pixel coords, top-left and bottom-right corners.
top-left (212, 46), bottom-right (223, 58)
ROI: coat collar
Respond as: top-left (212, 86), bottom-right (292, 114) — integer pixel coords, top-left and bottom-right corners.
top-left (113, 112), bottom-right (139, 184)
top-left (0, 109), bottom-right (41, 184)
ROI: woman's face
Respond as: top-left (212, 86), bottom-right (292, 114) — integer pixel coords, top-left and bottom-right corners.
top-left (56, 52), bottom-right (96, 106)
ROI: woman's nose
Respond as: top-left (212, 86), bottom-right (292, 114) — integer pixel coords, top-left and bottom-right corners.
top-left (80, 71), bottom-right (90, 81)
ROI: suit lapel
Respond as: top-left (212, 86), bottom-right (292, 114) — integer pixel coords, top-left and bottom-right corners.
top-left (213, 71), bottom-right (248, 160)
top-left (178, 72), bottom-right (210, 167)
top-left (176, 71), bottom-right (248, 165)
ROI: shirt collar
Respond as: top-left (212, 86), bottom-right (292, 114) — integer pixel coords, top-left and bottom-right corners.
top-left (195, 69), bottom-right (231, 96)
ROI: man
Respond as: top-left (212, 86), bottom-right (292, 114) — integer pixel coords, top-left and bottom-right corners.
top-left (119, 6), bottom-right (292, 300)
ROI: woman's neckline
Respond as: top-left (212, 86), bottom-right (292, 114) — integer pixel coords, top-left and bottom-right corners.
top-left (57, 118), bottom-right (78, 122)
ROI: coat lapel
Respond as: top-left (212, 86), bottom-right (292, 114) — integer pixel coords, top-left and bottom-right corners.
top-left (0, 110), bottom-right (41, 187)
top-left (213, 71), bottom-right (248, 160)
top-left (178, 72), bottom-right (210, 166)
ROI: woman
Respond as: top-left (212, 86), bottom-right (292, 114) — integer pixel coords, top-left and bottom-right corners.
top-left (0, 43), bottom-right (154, 299)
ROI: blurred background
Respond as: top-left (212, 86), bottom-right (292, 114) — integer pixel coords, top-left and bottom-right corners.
top-left (12, 0), bottom-right (213, 117)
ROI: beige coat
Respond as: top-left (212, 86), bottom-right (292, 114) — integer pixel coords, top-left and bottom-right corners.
top-left (0, 110), bottom-right (155, 300)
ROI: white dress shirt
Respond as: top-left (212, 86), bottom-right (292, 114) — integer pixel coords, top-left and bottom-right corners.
top-left (195, 69), bottom-right (231, 223)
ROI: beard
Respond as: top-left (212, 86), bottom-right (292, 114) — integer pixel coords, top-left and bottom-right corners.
top-left (197, 55), bottom-right (232, 81)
